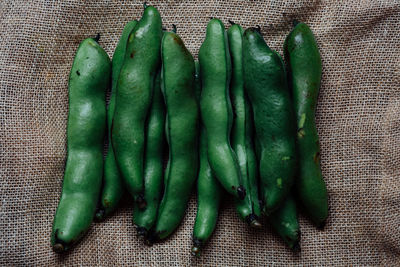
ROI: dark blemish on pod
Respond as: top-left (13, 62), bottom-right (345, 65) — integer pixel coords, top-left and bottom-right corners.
top-left (313, 152), bottom-right (320, 164)
top-left (237, 185), bottom-right (246, 200)
top-left (172, 35), bottom-right (183, 46)
top-left (297, 128), bottom-right (305, 138)
top-left (136, 194), bottom-right (147, 210)
top-left (103, 198), bottom-right (111, 208)
top-left (130, 52), bottom-right (135, 58)
top-left (76, 70), bottom-right (80, 76)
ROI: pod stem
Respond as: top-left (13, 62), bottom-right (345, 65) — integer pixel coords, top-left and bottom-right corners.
top-left (94, 207), bottom-right (105, 221)
top-left (53, 229), bottom-right (68, 253)
top-left (146, 231), bottom-right (160, 244)
top-left (293, 19), bottom-right (300, 27)
top-left (172, 24), bottom-right (177, 33)
top-left (94, 33), bottom-right (100, 42)
top-left (255, 25), bottom-right (261, 33)
top-left (228, 20), bottom-right (235, 26)
top-left (53, 243), bottom-right (64, 253)
top-left (136, 226), bottom-right (147, 238)
top-left (246, 214), bottom-right (262, 228)
top-left (143, 2), bottom-right (148, 9)
top-left (191, 238), bottom-right (203, 257)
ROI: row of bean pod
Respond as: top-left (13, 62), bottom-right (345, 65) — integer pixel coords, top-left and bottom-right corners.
top-left (51, 4), bottom-right (328, 256)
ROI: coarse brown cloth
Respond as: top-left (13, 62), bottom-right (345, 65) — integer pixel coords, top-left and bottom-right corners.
top-left (1, 0), bottom-right (399, 265)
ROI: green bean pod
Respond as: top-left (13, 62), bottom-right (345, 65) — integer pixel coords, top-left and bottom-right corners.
top-left (268, 195), bottom-right (300, 250)
top-left (243, 28), bottom-right (297, 214)
top-left (133, 69), bottom-right (165, 239)
top-left (51, 37), bottom-right (110, 252)
top-left (152, 30), bottom-right (199, 241)
top-left (199, 19), bottom-right (245, 200)
top-left (227, 23), bottom-right (261, 227)
top-left (192, 61), bottom-right (222, 257)
top-left (112, 5), bottom-right (162, 207)
top-left (284, 22), bottom-right (328, 227)
top-left (95, 20), bottom-right (138, 220)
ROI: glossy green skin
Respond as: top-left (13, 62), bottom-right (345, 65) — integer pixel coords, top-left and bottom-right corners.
top-left (227, 24), bottom-right (261, 225)
top-left (268, 195), bottom-right (300, 250)
top-left (96, 20), bottom-right (138, 220)
top-left (243, 29), bottom-right (297, 214)
top-left (192, 60), bottom-right (222, 257)
top-left (51, 38), bottom-right (110, 252)
top-left (199, 19), bottom-right (244, 199)
top-left (132, 70), bottom-right (165, 237)
top-left (112, 6), bottom-right (162, 204)
top-left (284, 22), bottom-right (328, 227)
top-left (154, 32), bottom-right (199, 240)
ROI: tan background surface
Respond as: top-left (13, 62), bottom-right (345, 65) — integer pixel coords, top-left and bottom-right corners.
top-left (1, 0), bottom-right (399, 265)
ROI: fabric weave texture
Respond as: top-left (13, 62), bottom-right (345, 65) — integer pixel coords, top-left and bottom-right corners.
top-left (0, 0), bottom-right (399, 265)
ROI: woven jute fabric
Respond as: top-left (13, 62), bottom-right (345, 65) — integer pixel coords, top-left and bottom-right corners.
top-left (1, 0), bottom-right (399, 265)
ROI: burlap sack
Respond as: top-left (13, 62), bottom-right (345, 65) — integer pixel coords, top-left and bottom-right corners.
top-left (1, 0), bottom-right (399, 265)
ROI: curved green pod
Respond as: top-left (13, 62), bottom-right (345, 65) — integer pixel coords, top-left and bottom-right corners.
top-left (243, 28), bottom-right (297, 214)
top-left (227, 23), bottom-right (261, 227)
top-left (268, 195), bottom-right (300, 250)
top-left (152, 31), bottom-right (199, 241)
top-left (96, 20), bottom-right (138, 221)
top-left (133, 70), bottom-right (165, 239)
top-left (199, 19), bottom-right (245, 200)
top-left (51, 37), bottom-right (110, 252)
top-left (284, 22), bottom-right (328, 227)
top-left (112, 5), bottom-right (162, 207)
top-left (192, 60), bottom-right (222, 257)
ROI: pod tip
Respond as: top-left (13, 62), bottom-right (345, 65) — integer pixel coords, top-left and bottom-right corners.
top-left (143, 2), bottom-right (148, 9)
top-left (292, 241), bottom-right (301, 252)
top-left (317, 219), bottom-right (326, 230)
top-left (228, 20), bottom-right (235, 26)
top-left (172, 24), bottom-right (177, 33)
top-left (293, 20), bottom-right (300, 27)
